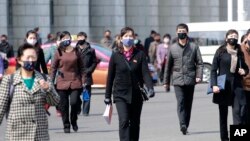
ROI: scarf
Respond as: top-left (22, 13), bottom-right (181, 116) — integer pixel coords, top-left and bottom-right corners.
top-left (226, 45), bottom-right (238, 73)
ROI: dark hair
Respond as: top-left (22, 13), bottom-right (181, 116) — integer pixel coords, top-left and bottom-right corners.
top-left (1, 34), bottom-right (7, 39)
top-left (34, 27), bottom-right (39, 32)
top-left (176, 23), bottom-right (189, 32)
top-left (77, 32), bottom-right (87, 38)
top-left (155, 33), bottom-right (161, 37)
top-left (116, 27), bottom-right (135, 52)
top-left (163, 33), bottom-right (171, 40)
top-left (240, 34), bottom-right (247, 44)
top-left (225, 29), bottom-right (238, 39)
top-left (151, 30), bottom-right (156, 35)
top-left (16, 43), bottom-right (36, 69)
top-left (104, 30), bottom-right (111, 34)
top-left (25, 30), bottom-right (39, 47)
top-left (246, 28), bottom-right (250, 36)
top-left (59, 31), bottom-right (71, 40)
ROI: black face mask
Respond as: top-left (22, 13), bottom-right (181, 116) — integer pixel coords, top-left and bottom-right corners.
top-left (227, 38), bottom-right (238, 46)
top-left (178, 33), bottom-right (187, 40)
top-left (78, 40), bottom-right (86, 45)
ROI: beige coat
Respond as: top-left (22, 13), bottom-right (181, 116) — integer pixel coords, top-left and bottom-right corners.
top-left (241, 42), bottom-right (250, 91)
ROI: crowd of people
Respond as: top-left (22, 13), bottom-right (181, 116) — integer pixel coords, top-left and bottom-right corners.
top-left (0, 24), bottom-right (249, 141)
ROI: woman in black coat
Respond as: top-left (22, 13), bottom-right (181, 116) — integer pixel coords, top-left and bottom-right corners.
top-left (104, 27), bottom-right (155, 141)
top-left (210, 29), bottom-right (249, 141)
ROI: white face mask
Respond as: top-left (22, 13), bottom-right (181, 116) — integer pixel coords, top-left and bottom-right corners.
top-left (27, 39), bottom-right (37, 46)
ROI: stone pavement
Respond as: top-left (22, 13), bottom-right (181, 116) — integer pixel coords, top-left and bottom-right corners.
top-left (0, 84), bottom-right (232, 141)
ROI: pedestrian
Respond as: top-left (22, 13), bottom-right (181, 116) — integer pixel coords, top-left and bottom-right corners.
top-left (111, 34), bottom-right (121, 51)
top-left (76, 32), bottom-right (98, 116)
top-left (163, 23), bottom-right (203, 135)
top-left (144, 30), bottom-right (156, 58)
top-left (44, 32), bottom-right (60, 64)
top-left (0, 43), bottom-right (60, 141)
top-left (104, 27), bottom-right (155, 141)
top-left (0, 34), bottom-right (14, 58)
top-left (19, 30), bottom-right (48, 74)
top-left (210, 29), bottom-right (249, 141)
top-left (148, 33), bottom-right (161, 66)
top-left (34, 27), bottom-right (42, 45)
top-left (134, 33), bottom-right (145, 54)
top-left (156, 33), bottom-right (171, 84)
top-left (100, 30), bottom-right (113, 49)
top-left (50, 31), bottom-right (86, 133)
top-left (240, 29), bottom-right (250, 125)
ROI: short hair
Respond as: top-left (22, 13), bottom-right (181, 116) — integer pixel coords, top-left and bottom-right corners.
top-left (155, 33), bottom-right (161, 37)
top-left (1, 34), bottom-right (7, 39)
top-left (176, 23), bottom-right (189, 32)
top-left (246, 28), bottom-right (250, 36)
top-left (34, 27), bottom-right (39, 32)
top-left (104, 30), bottom-right (111, 34)
top-left (151, 30), bottom-right (157, 35)
top-left (163, 33), bottom-right (171, 40)
top-left (77, 32), bottom-right (87, 38)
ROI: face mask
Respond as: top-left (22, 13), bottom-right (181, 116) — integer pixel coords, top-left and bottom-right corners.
top-left (134, 39), bottom-right (139, 45)
top-left (78, 40), bottom-right (85, 45)
top-left (60, 39), bottom-right (71, 47)
top-left (163, 39), bottom-right (170, 45)
top-left (227, 38), bottom-right (238, 46)
top-left (122, 38), bottom-right (134, 47)
top-left (178, 33), bottom-right (187, 40)
top-left (27, 39), bottom-right (37, 46)
top-left (22, 61), bottom-right (36, 71)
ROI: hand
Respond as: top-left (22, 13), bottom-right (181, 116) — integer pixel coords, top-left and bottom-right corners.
top-left (213, 86), bottom-right (220, 93)
top-left (39, 79), bottom-right (49, 91)
top-left (104, 98), bottom-right (112, 105)
top-left (196, 78), bottom-right (201, 83)
top-left (148, 89), bottom-right (155, 98)
top-left (238, 68), bottom-right (246, 76)
top-left (164, 84), bottom-right (170, 92)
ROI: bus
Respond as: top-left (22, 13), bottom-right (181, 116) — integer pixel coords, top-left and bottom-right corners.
top-left (187, 21), bottom-right (250, 82)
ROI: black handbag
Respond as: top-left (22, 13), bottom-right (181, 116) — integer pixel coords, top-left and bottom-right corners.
top-left (122, 56), bottom-right (149, 101)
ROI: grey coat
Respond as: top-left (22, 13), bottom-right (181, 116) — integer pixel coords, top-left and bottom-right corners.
top-left (164, 41), bottom-right (203, 86)
top-left (0, 70), bottom-right (60, 141)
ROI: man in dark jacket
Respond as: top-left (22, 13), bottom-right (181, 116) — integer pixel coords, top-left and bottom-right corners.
top-left (163, 23), bottom-right (203, 135)
top-left (77, 32), bottom-right (98, 116)
top-left (0, 34), bottom-right (14, 58)
top-left (144, 30), bottom-right (156, 60)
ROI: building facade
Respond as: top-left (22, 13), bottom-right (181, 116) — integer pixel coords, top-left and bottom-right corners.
top-left (0, 0), bottom-right (249, 49)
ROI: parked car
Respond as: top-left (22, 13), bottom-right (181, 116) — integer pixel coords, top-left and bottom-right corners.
top-left (6, 42), bottom-right (157, 88)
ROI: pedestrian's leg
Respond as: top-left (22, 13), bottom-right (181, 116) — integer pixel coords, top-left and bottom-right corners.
top-left (70, 89), bottom-right (81, 132)
top-left (184, 85), bottom-right (195, 128)
top-left (245, 91), bottom-right (250, 125)
top-left (233, 88), bottom-right (241, 125)
top-left (130, 101), bottom-right (143, 141)
top-left (219, 104), bottom-right (229, 141)
top-left (174, 86), bottom-right (187, 134)
top-left (116, 101), bottom-right (130, 141)
top-left (82, 85), bottom-right (91, 116)
top-left (58, 90), bottom-right (70, 133)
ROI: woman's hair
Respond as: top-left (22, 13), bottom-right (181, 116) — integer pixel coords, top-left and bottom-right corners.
top-left (163, 33), bottom-right (171, 40)
top-left (25, 30), bottom-right (39, 47)
top-left (217, 29), bottom-right (242, 56)
top-left (16, 43), bottom-right (36, 69)
top-left (58, 31), bottom-right (71, 50)
top-left (117, 27), bottom-right (135, 52)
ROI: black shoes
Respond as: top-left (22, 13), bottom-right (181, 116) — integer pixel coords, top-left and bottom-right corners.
top-left (72, 123), bottom-right (78, 132)
top-left (180, 125), bottom-right (187, 135)
top-left (64, 124), bottom-right (71, 133)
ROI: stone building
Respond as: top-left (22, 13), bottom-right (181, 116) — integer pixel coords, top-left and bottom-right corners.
top-left (0, 0), bottom-right (249, 49)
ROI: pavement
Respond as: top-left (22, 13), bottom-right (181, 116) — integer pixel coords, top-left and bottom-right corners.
top-left (0, 84), bottom-right (232, 141)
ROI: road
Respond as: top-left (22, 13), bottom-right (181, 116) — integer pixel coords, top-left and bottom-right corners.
top-left (0, 84), bottom-right (232, 141)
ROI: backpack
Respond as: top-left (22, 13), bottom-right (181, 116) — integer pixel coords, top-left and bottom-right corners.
top-left (6, 73), bottom-right (51, 118)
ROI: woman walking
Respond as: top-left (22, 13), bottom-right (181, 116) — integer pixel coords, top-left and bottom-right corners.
top-left (50, 31), bottom-right (86, 133)
top-left (0, 43), bottom-right (59, 140)
top-left (104, 27), bottom-right (155, 141)
top-left (210, 29), bottom-right (249, 141)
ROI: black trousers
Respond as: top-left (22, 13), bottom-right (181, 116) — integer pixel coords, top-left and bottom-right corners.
top-left (245, 91), bottom-right (250, 125)
top-left (116, 101), bottom-right (143, 141)
top-left (82, 85), bottom-right (92, 114)
top-left (58, 88), bottom-right (81, 128)
top-left (174, 85), bottom-right (195, 129)
top-left (232, 88), bottom-right (247, 125)
top-left (218, 104), bottom-right (230, 141)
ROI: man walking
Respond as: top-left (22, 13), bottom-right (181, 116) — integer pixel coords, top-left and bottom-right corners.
top-left (163, 23), bottom-right (203, 135)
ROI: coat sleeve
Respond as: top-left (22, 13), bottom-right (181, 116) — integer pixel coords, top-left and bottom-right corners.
top-left (77, 52), bottom-right (86, 85)
top-left (239, 52), bottom-right (249, 76)
top-left (105, 52), bottom-right (116, 99)
top-left (0, 56), bottom-right (4, 75)
top-left (141, 52), bottom-right (154, 89)
top-left (86, 48), bottom-right (98, 74)
top-left (39, 48), bottom-right (48, 74)
top-left (211, 50), bottom-right (220, 87)
top-left (50, 50), bottom-right (59, 84)
top-left (0, 75), bottom-right (10, 125)
top-left (163, 47), bottom-right (174, 85)
top-left (156, 45), bottom-right (162, 69)
top-left (195, 45), bottom-right (204, 79)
